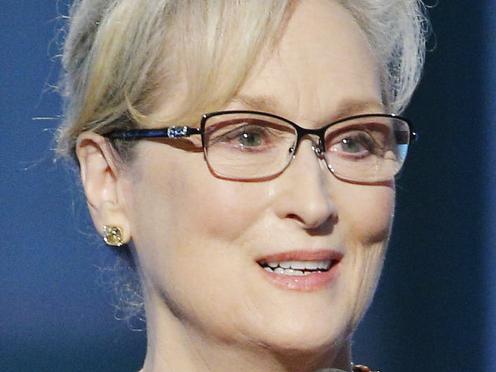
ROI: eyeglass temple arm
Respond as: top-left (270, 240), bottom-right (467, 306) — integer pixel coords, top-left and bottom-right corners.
top-left (105, 126), bottom-right (202, 140)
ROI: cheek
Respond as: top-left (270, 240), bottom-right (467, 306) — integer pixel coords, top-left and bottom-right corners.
top-left (335, 183), bottom-right (395, 244)
top-left (125, 145), bottom-right (269, 310)
top-left (129, 145), bottom-right (267, 244)
top-left (190, 182), bottom-right (268, 240)
top-left (333, 183), bottom-right (394, 326)
top-left (126, 153), bottom-right (270, 323)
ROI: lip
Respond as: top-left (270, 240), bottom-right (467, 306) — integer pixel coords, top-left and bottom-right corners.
top-left (256, 249), bottom-right (343, 292)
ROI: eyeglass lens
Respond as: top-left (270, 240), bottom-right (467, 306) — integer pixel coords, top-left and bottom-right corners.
top-left (203, 112), bottom-right (410, 182)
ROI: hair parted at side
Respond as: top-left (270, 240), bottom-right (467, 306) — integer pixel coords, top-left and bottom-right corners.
top-left (56, 0), bottom-right (428, 162)
top-left (56, 0), bottom-right (429, 321)
top-left (56, 0), bottom-right (292, 161)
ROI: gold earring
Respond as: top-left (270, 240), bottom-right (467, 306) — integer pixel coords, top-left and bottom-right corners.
top-left (103, 225), bottom-right (125, 247)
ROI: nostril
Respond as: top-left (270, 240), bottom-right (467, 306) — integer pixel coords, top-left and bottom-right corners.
top-left (286, 213), bottom-right (306, 225)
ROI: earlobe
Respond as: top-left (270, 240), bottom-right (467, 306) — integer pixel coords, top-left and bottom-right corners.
top-left (75, 132), bottom-right (132, 245)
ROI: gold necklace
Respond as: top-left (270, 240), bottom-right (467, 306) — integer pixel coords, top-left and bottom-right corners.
top-left (352, 364), bottom-right (377, 372)
top-left (320, 364), bottom-right (377, 372)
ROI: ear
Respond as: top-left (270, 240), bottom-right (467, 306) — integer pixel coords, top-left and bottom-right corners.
top-left (76, 132), bottom-right (132, 245)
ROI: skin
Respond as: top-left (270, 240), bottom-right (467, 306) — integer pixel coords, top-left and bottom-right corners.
top-left (76, 0), bottom-right (394, 371)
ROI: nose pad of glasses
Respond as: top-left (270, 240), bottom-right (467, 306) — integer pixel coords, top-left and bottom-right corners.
top-left (312, 141), bottom-right (325, 159)
top-left (289, 145), bottom-right (296, 157)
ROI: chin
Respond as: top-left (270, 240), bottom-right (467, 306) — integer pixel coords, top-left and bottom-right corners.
top-left (251, 308), bottom-right (351, 354)
top-left (269, 334), bottom-right (346, 356)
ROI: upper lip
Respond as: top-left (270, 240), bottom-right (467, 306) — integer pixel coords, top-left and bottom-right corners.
top-left (255, 249), bottom-right (344, 264)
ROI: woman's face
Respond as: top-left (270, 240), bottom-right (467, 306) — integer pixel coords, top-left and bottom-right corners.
top-left (125, 0), bottom-right (393, 355)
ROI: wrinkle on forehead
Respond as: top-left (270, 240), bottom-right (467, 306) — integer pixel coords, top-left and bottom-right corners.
top-left (236, 0), bottom-right (382, 126)
top-left (230, 94), bottom-right (384, 125)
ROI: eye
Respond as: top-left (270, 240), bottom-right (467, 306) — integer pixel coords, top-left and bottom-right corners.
top-left (215, 123), bottom-right (271, 150)
top-left (327, 130), bottom-right (380, 159)
top-left (208, 120), bottom-right (281, 152)
top-left (232, 125), bottom-right (266, 148)
top-left (205, 115), bottom-right (297, 159)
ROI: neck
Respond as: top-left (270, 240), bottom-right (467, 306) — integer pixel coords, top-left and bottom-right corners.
top-left (140, 296), bottom-right (352, 372)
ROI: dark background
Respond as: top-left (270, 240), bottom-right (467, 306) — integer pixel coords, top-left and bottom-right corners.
top-left (1, 1), bottom-right (494, 371)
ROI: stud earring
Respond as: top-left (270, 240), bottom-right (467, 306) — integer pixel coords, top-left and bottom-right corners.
top-left (103, 225), bottom-right (125, 247)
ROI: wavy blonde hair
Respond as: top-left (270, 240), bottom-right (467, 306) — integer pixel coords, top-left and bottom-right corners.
top-left (56, 0), bottom-right (428, 320)
top-left (57, 0), bottom-right (292, 159)
top-left (57, 0), bottom-right (427, 160)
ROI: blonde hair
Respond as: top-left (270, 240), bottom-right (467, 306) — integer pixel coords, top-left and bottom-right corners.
top-left (57, 0), bottom-right (291, 160)
top-left (338, 0), bottom-right (428, 113)
top-left (56, 0), bottom-right (428, 321)
top-left (57, 0), bottom-right (428, 161)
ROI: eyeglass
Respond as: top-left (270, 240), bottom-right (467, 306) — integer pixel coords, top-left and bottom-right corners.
top-left (104, 110), bottom-right (416, 183)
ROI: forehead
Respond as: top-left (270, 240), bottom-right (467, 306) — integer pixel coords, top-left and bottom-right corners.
top-left (234, 0), bottom-right (382, 123)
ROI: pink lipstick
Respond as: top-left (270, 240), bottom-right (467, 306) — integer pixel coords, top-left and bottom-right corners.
top-left (256, 250), bottom-right (342, 291)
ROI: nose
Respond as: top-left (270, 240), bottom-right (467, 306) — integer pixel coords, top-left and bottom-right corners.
top-left (273, 139), bottom-right (338, 231)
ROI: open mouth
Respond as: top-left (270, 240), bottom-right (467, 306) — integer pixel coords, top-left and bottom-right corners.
top-left (257, 259), bottom-right (339, 276)
top-left (255, 251), bottom-right (343, 290)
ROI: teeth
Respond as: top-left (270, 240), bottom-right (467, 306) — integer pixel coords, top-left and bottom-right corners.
top-left (272, 267), bottom-right (306, 276)
top-left (266, 260), bottom-right (331, 271)
top-left (263, 260), bottom-right (333, 276)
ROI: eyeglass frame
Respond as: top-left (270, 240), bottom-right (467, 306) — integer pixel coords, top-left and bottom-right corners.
top-left (104, 110), bottom-right (417, 182)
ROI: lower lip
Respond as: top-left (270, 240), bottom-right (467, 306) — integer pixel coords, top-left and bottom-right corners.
top-left (258, 263), bottom-right (341, 291)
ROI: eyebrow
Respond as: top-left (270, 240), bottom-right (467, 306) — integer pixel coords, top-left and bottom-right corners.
top-left (331, 98), bottom-right (385, 120)
top-left (230, 95), bottom-right (385, 121)
top-left (230, 95), bottom-right (282, 113)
